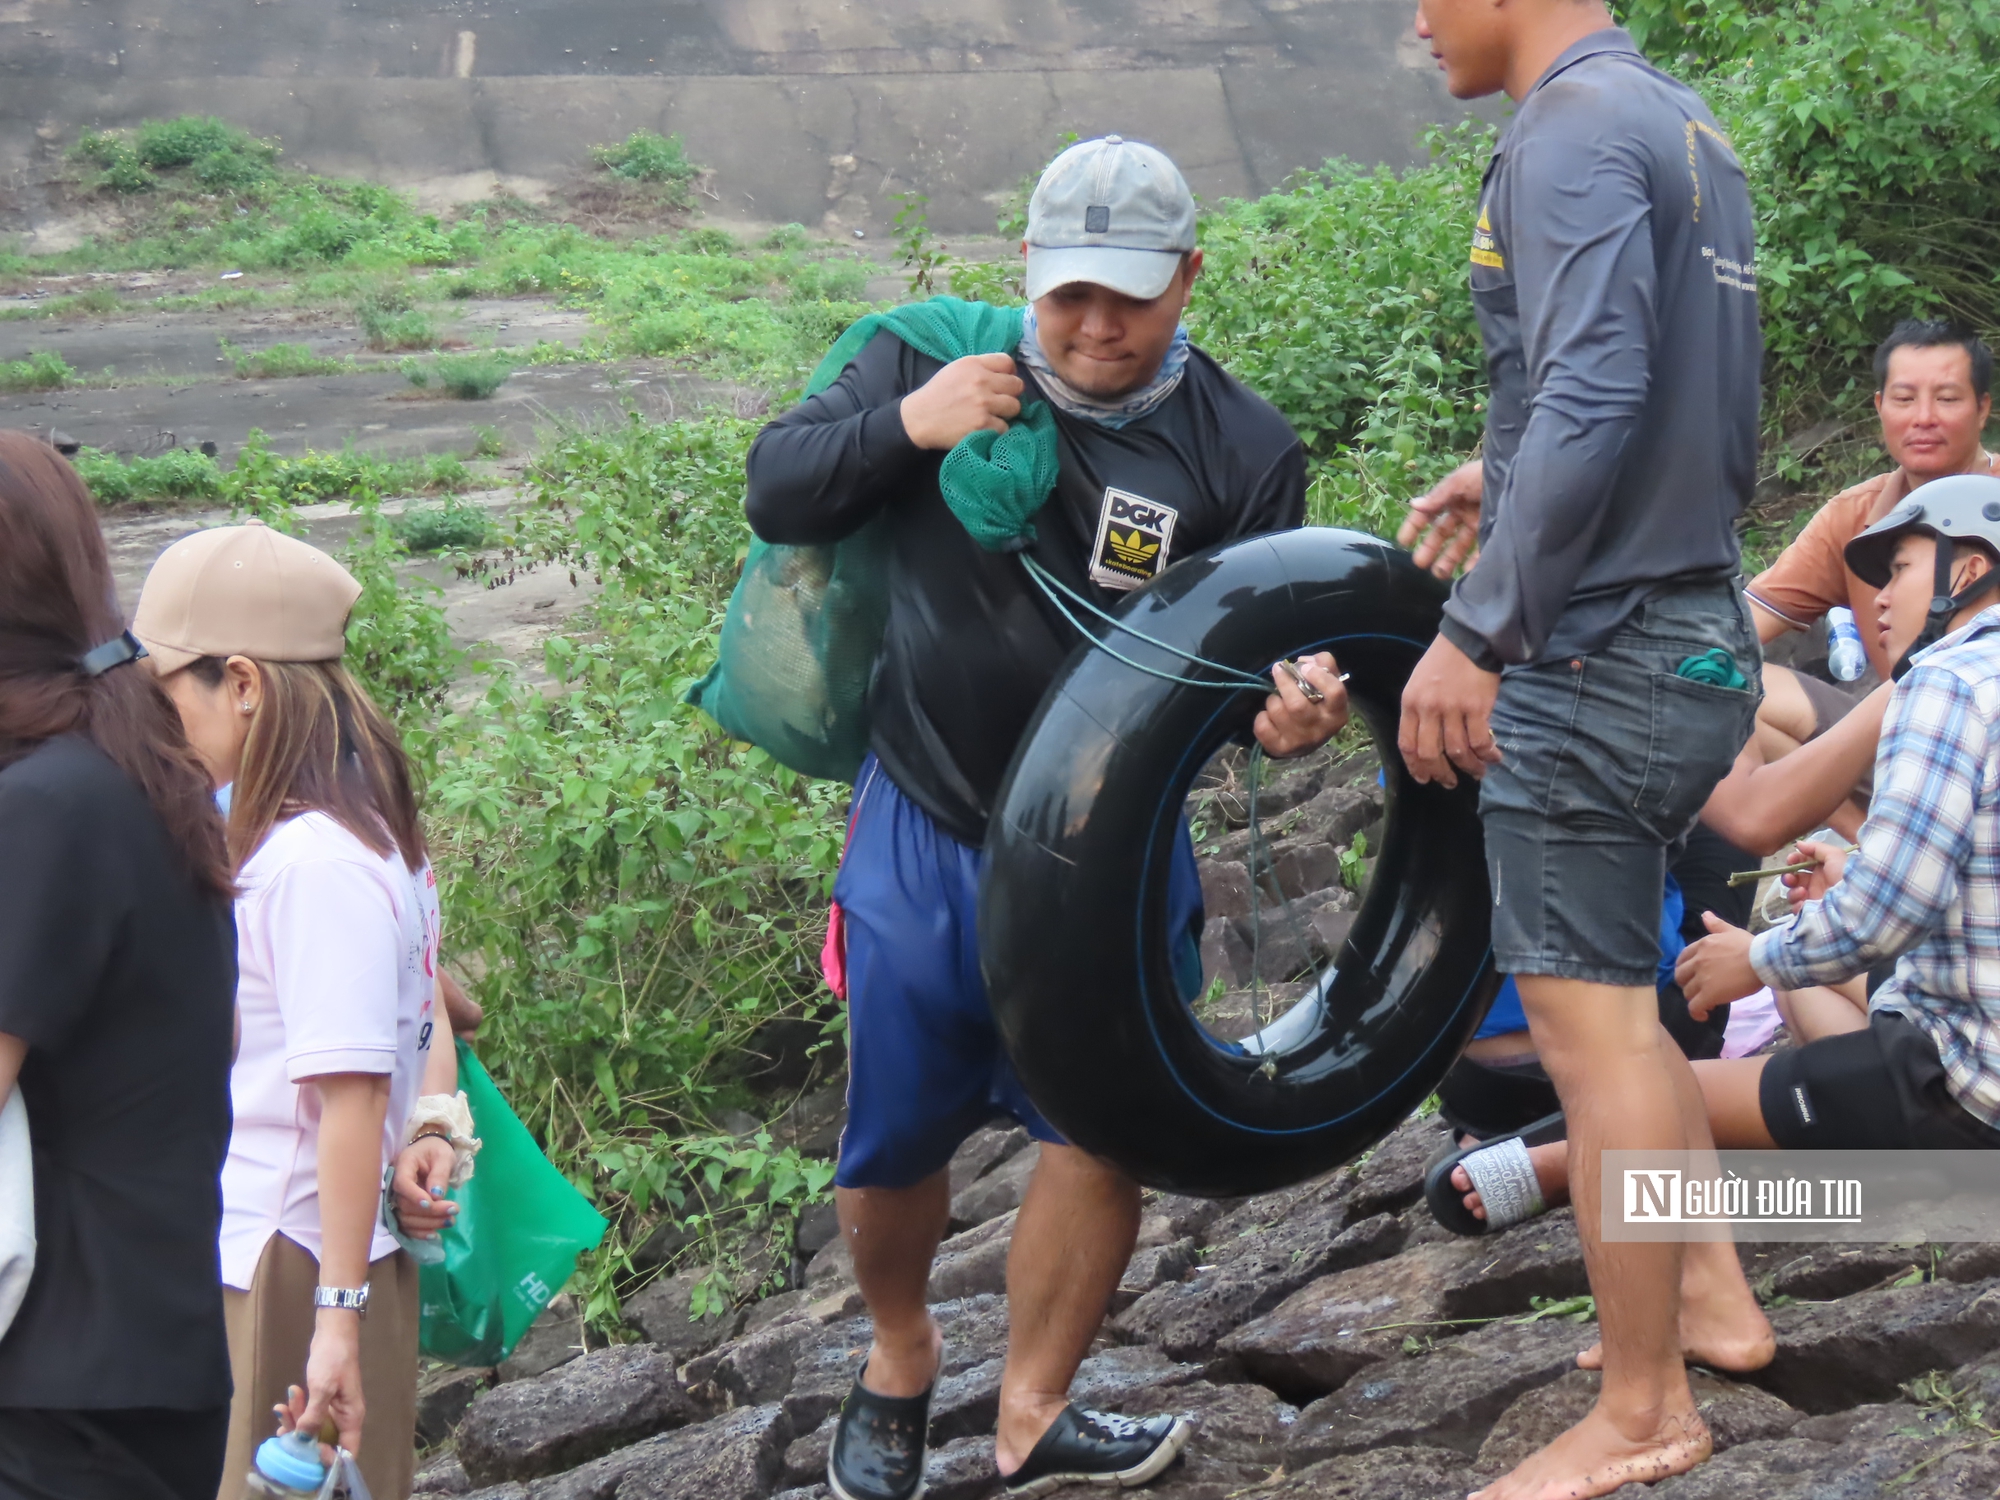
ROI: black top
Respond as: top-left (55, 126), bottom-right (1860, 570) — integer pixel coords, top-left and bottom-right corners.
top-left (746, 331), bottom-right (1307, 844)
top-left (0, 736), bottom-right (235, 1410)
top-left (1440, 28), bottom-right (1762, 670)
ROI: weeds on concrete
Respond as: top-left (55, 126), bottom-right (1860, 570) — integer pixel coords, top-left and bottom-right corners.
top-left (0, 350), bottom-right (74, 392)
top-left (218, 337), bottom-right (350, 379)
top-left (403, 351), bottom-right (515, 399)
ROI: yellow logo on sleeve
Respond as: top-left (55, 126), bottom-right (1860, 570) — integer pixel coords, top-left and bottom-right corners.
top-left (1470, 206), bottom-right (1504, 269)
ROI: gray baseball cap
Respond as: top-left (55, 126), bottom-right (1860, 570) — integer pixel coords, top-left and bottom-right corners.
top-left (1024, 136), bottom-right (1197, 302)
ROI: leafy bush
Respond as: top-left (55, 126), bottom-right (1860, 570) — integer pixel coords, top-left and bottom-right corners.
top-left (71, 445), bottom-right (224, 504)
top-left (70, 132), bottom-right (155, 194)
top-left (360, 303), bottom-right (435, 351)
top-left (395, 498), bottom-right (491, 552)
top-left (403, 351), bottom-right (514, 399)
top-left (0, 350), bottom-right (75, 392)
top-left (591, 130), bottom-right (702, 208)
top-left (134, 116), bottom-right (269, 171)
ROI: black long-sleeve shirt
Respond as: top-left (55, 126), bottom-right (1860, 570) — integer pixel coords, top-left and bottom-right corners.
top-left (745, 330), bottom-right (1306, 844)
top-left (1440, 28), bottom-right (1762, 670)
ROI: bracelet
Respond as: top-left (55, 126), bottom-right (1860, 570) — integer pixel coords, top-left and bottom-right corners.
top-left (410, 1127), bottom-right (452, 1147)
top-left (314, 1284), bottom-right (370, 1316)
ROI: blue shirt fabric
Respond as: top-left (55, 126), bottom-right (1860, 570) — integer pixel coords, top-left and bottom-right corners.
top-left (1440, 28), bottom-right (1763, 670)
top-left (1752, 606), bottom-right (2000, 1128)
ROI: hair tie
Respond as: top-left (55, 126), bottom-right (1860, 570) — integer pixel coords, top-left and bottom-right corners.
top-left (78, 630), bottom-right (147, 678)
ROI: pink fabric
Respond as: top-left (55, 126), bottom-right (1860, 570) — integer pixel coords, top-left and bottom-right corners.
top-left (1723, 986), bottom-right (1783, 1058)
top-left (821, 901), bottom-right (849, 1002)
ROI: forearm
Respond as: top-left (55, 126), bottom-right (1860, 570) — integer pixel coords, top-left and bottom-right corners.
top-left (420, 1011), bottom-right (458, 1095)
top-left (309, 1072), bottom-right (392, 1288)
top-left (744, 405), bottom-right (922, 544)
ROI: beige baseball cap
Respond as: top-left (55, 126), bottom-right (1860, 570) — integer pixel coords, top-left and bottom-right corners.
top-left (133, 520), bottom-right (362, 675)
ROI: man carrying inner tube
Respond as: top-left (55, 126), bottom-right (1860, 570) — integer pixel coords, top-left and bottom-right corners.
top-left (743, 137), bottom-right (1348, 1500)
top-left (1396, 1), bottom-right (1770, 1496)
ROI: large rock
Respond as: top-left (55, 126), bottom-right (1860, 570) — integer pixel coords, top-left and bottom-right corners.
top-left (1475, 1368), bottom-right (1801, 1473)
top-left (498, 1298), bottom-right (588, 1382)
top-left (1766, 1243), bottom-right (1929, 1302)
top-left (457, 1345), bottom-right (701, 1485)
top-left (417, 1364), bottom-right (491, 1446)
top-left (1251, 1445), bottom-right (1480, 1500)
top-left (947, 1122), bottom-right (1031, 1198)
top-left (929, 1211), bottom-right (1016, 1302)
top-left (1436, 1210), bottom-right (1590, 1322)
top-left (949, 1146), bottom-right (1039, 1231)
top-left (1113, 1237), bottom-right (1197, 1313)
top-left (526, 1402), bottom-right (790, 1500)
top-left (1198, 859), bottom-right (1253, 924)
top-left (794, 1200), bottom-right (840, 1259)
top-left (1941, 1242), bottom-right (2000, 1284)
top-left (1285, 1316), bottom-right (1598, 1463)
top-left (413, 1451), bottom-right (473, 1495)
top-left (1346, 1113), bottom-right (1450, 1221)
top-left (687, 1316), bottom-right (822, 1407)
top-left (1622, 1401), bottom-right (1996, 1499)
top-left (1218, 1239), bottom-right (1487, 1402)
top-left (621, 1270), bottom-right (744, 1360)
top-left (770, 1082), bottom-right (847, 1158)
top-left (1120, 1208), bottom-right (1400, 1368)
top-left (1751, 1277), bottom-right (2000, 1413)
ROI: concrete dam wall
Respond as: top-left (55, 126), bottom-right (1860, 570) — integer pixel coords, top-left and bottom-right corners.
top-left (0, 0), bottom-right (1487, 234)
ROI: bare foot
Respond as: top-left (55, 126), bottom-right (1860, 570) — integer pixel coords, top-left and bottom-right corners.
top-left (861, 1317), bottom-right (943, 1398)
top-left (1577, 1244), bottom-right (1774, 1375)
top-left (1451, 1142), bottom-right (1569, 1223)
top-left (1468, 1399), bottom-right (1712, 1500)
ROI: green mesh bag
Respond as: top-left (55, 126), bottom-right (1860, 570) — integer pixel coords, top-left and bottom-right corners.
top-left (688, 298), bottom-right (1059, 782)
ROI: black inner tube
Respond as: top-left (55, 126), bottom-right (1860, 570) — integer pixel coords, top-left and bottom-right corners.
top-left (980, 527), bottom-right (1498, 1198)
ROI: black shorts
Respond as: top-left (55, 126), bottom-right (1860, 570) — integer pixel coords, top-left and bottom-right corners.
top-left (1759, 1011), bottom-right (2000, 1150)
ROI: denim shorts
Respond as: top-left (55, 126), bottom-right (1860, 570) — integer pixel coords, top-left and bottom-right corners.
top-left (1479, 581), bottom-right (1760, 988)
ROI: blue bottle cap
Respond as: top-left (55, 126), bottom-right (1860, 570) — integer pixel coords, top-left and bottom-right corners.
top-left (254, 1431), bottom-right (326, 1491)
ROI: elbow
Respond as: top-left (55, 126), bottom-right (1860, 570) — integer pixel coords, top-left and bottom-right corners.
top-left (1700, 804), bottom-right (1786, 860)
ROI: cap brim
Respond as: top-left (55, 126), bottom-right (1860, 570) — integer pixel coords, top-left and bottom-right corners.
top-left (1844, 518), bottom-right (1927, 589)
top-left (132, 633), bottom-right (199, 676)
top-left (1025, 245), bottom-right (1183, 302)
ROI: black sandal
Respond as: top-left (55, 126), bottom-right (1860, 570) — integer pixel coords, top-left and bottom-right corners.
top-left (1422, 1109), bottom-right (1566, 1237)
top-left (828, 1364), bottom-right (935, 1500)
top-left (1001, 1405), bottom-right (1193, 1497)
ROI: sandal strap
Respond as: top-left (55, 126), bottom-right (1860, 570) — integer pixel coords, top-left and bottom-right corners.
top-left (1458, 1135), bottom-right (1546, 1230)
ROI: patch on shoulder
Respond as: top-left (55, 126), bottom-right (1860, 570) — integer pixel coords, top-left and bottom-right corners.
top-left (1088, 486), bottom-right (1179, 591)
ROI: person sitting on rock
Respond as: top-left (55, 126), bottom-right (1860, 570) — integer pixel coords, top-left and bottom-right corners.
top-left (1744, 321), bottom-right (1995, 788)
top-left (742, 136), bottom-right (1347, 1500)
top-left (1451, 475), bottom-right (2000, 1253)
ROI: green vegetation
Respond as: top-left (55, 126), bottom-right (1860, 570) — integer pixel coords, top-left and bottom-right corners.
top-left (395, 498), bottom-right (491, 552)
top-left (219, 337), bottom-right (350, 379)
top-left (591, 130), bottom-right (705, 210)
top-left (75, 431), bottom-right (470, 508)
top-left (358, 287), bottom-right (437, 351)
top-left (0, 350), bottom-right (74, 392)
top-left (402, 351), bottom-right (515, 399)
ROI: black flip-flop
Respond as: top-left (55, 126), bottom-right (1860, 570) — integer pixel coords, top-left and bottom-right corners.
top-left (1422, 1109), bottom-right (1566, 1237)
top-left (828, 1363), bottom-right (935, 1500)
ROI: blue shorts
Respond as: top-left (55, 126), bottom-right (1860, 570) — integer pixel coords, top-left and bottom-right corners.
top-left (833, 755), bottom-right (1205, 1189)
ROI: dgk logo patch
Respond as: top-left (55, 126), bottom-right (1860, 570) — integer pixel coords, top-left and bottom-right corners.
top-left (1089, 487), bottom-right (1179, 591)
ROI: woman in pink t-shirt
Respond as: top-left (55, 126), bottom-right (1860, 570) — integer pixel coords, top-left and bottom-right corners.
top-left (135, 523), bottom-right (461, 1500)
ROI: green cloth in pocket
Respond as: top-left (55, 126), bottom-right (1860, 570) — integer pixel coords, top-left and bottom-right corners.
top-left (1675, 648), bottom-right (1749, 691)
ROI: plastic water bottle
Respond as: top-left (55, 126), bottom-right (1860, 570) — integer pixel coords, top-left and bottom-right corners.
top-left (1826, 607), bottom-right (1867, 682)
top-left (244, 1432), bottom-right (326, 1498)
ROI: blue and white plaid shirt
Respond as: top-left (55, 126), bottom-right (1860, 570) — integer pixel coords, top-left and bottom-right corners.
top-left (1752, 605), bottom-right (2000, 1129)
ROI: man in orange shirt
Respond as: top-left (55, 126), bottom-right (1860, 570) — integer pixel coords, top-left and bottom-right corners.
top-left (1748, 321), bottom-right (1993, 745)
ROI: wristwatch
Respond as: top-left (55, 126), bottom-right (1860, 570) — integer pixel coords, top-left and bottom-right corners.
top-left (314, 1284), bottom-right (370, 1316)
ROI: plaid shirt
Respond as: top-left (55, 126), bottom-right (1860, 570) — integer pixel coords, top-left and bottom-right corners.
top-left (1752, 605), bottom-right (2000, 1129)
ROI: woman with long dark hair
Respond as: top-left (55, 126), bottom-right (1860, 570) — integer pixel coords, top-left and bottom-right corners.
top-left (0, 432), bottom-right (237, 1499)
top-left (134, 521), bottom-right (457, 1500)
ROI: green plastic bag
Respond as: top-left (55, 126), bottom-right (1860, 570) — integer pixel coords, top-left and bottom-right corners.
top-left (418, 1040), bottom-right (608, 1367)
top-left (686, 297), bottom-right (1059, 782)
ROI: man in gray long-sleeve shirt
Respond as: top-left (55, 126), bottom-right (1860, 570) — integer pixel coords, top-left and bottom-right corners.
top-left (1396, 3), bottom-right (1770, 1497)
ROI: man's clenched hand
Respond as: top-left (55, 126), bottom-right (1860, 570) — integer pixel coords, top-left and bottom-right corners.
top-left (1254, 652), bottom-right (1349, 759)
top-left (899, 353), bottom-right (1025, 450)
top-left (1398, 633), bottom-right (1503, 788)
top-left (1397, 458), bottom-right (1484, 579)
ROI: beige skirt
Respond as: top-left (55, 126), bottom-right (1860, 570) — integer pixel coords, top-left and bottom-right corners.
top-left (218, 1235), bottom-right (418, 1500)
